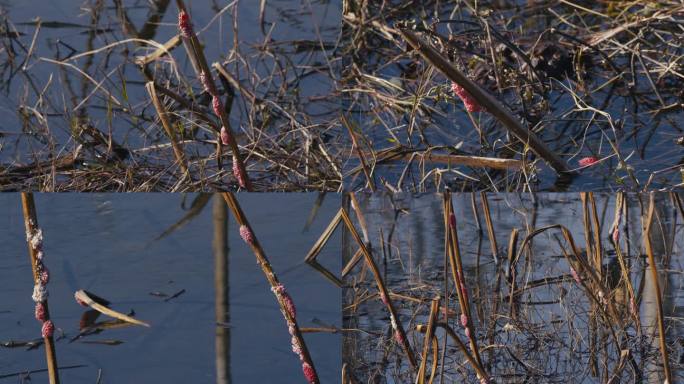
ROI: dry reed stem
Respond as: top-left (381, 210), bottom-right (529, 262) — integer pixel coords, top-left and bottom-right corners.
top-left (341, 248), bottom-right (364, 277)
top-left (145, 82), bottom-right (190, 180)
top-left (21, 193), bottom-right (60, 384)
top-left (588, 194), bottom-right (602, 273)
top-left (643, 193), bottom-right (672, 383)
top-left (479, 192), bottom-right (499, 264)
top-left (74, 290), bottom-right (150, 327)
top-left (304, 208), bottom-right (345, 287)
top-left (175, 0), bottom-right (252, 190)
top-left (221, 192), bottom-right (319, 383)
top-left (347, 147), bottom-right (525, 178)
top-left (506, 228), bottom-right (519, 319)
top-left (580, 192), bottom-right (599, 375)
top-left (611, 193), bottom-right (640, 332)
top-left (416, 296), bottom-right (440, 384)
top-left (442, 193), bottom-right (484, 369)
top-left (397, 28), bottom-right (572, 175)
top-left (339, 207), bottom-right (417, 368)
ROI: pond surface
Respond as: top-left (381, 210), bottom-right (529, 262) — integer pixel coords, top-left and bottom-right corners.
top-left (343, 193), bottom-right (684, 383)
top-left (0, 193), bottom-right (341, 382)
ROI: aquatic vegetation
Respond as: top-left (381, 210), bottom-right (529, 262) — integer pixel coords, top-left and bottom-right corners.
top-left (336, 192), bottom-right (683, 383)
top-left (342, 1), bottom-right (684, 191)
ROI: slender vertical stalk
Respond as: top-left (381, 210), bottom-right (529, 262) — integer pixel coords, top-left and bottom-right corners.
top-left (479, 192), bottom-right (498, 264)
top-left (588, 194), bottom-right (603, 274)
top-left (443, 193), bottom-right (484, 370)
top-left (416, 296), bottom-right (440, 384)
top-left (213, 195), bottom-right (231, 384)
top-left (643, 193), bottom-right (672, 383)
top-left (145, 82), bottom-right (190, 181)
top-left (580, 192), bottom-right (598, 377)
top-left (21, 193), bottom-right (60, 384)
top-left (176, 0), bottom-right (252, 190)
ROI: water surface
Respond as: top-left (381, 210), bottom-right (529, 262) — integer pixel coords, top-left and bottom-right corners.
top-left (0, 193), bottom-right (341, 382)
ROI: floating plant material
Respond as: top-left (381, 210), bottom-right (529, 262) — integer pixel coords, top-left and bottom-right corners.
top-left (163, 289), bottom-right (186, 302)
top-left (74, 290), bottom-right (150, 328)
top-left (77, 340), bottom-right (124, 346)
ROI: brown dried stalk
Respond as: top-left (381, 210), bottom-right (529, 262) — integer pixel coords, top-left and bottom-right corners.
top-left (21, 193), bottom-right (60, 384)
top-left (339, 207), bottom-right (417, 368)
top-left (442, 192), bottom-right (485, 370)
top-left (341, 114), bottom-right (376, 191)
top-left (221, 192), bottom-right (319, 383)
top-left (145, 82), bottom-right (190, 181)
top-left (416, 296), bottom-right (440, 384)
top-left (176, 0), bottom-right (252, 190)
top-left (643, 193), bottom-right (672, 383)
top-left (480, 192), bottom-right (499, 264)
top-left (304, 208), bottom-right (344, 287)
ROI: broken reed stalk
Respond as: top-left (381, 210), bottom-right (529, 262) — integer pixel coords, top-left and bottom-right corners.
top-left (74, 290), bottom-right (150, 327)
top-left (398, 28), bottom-right (571, 175)
top-left (20, 193), bottom-right (60, 384)
top-left (442, 193), bottom-right (485, 371)
top-left (341, 248), bottom-right (363, 277)
top-left (220, 192), bottom-right (319, 383)
top-left (410, 152), bottom-right (523, 170)
top-left (304, 208), bottom-right (344, 287)
top-left (416, 296), bottom-right (440, 384)
top-left (339, 207), bottom-right (417, 368)
top-left (347, 147), bottom-right (525, 177)
top-left (145, 82), bottom-right (190, 180)
top-left (643, 194), bottom-right (672, 383)
top-left (479, 192), bottom-right (499, 264)
top-left (176, 0), bottom-right (252, 190)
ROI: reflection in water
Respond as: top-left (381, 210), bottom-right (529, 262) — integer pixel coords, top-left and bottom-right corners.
top-left (0, 193), bottom-right (341, 382)
top-left (343, 193), bottom-right (683, 383)
top-left (213, 194), bottom-right (231, 384)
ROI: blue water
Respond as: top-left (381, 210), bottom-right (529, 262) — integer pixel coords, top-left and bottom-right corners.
top-left (0, 193), bottom-right (341, 382)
